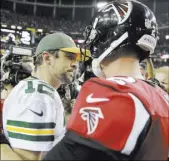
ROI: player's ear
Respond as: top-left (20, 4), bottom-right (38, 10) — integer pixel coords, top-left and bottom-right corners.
top-left (42, 51), bottom-right (50, 65)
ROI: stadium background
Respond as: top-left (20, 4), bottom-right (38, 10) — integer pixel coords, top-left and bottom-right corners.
top-left (1, 0), bottom-right (169, 68)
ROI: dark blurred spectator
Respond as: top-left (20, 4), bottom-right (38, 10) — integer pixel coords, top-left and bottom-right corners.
top-left (140, 62), bottom-right (147, 78)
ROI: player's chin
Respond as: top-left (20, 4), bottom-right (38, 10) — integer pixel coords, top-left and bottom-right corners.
top-left (68, 72), bottom-right (74, 78)
top-left (64, 75), bottom-right (73, 84)
top-left (68, 76), bottom-right (73, 82)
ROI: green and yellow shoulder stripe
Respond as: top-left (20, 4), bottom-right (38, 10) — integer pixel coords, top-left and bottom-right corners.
top-left (6, 120), bottom-right (56, 142)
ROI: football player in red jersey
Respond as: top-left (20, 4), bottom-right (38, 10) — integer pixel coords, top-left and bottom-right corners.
top-left (43, 0), bottom-right (169, 160)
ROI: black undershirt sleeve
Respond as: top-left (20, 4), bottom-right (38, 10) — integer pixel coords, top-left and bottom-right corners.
top-left (42, 131), bottom-right (128, 161)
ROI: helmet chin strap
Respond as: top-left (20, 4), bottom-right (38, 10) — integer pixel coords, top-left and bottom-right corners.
top-left (92, 32), bottom-right (129, 78)
top-left (92, 58), bottom-right (106, 78)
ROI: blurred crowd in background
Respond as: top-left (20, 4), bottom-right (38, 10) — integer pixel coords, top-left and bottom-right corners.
top-left (1, 9), bottom-right (87, 32)
top-left (1, 9), bottom-right (169, 32)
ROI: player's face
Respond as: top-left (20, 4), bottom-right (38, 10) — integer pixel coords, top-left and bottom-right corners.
top-left (50, 50), bottom-right (78, 84)
top-left (156, 73), bottom-right (169, 93)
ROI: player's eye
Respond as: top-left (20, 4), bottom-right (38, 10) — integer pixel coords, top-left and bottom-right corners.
top-left (65, 53), bottom-right (77, 61)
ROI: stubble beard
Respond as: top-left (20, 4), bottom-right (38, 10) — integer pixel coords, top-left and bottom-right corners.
top-left (59, 72), bottom-right (73, 85)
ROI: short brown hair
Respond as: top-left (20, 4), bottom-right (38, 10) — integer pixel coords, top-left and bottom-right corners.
top-left (34, 50), bottom-right (59, 71)
top-left (101, 45), bottom-right (148, 66)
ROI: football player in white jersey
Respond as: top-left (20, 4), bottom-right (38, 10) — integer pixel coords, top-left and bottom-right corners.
top-left (1, 32), bottom-right (91, 160)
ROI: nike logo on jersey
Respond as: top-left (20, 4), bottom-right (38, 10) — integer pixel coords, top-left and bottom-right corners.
top-left (29, 109), bottom-right (43, 117)
top-left (86, 93), bottom-right (109, 103)
top-left (79, 107), bottom-right (104, 135)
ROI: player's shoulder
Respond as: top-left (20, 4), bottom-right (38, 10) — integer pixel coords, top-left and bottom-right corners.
top-left (9, 77), bottom-right (56, 101)
top-left (80, 76), bottom-right (155, 106)
top-left (23, 77), bottom-right (55, 91)
top-left (76, 77), bottom-right (136, 107)
top-left (82, 76), bottom-right (137, 92)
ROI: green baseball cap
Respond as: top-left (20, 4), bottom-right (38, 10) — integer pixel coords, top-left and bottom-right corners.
top-left (35, 32), bottom-right (91, 61)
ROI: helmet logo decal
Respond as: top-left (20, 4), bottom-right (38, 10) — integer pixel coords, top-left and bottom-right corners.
top-left (145, 19), bottom-right (152, 29)
top-left (79, 107), bottom-right (104, 135)
top-left (101, 2), bottom-right (133, 24)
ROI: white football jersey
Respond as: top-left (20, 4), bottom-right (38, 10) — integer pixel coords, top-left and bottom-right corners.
top-left (3, 77), bottom-right (65, 151)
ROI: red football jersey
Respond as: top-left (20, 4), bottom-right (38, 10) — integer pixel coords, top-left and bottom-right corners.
top-left (67, 76), bottom-right (169, 160)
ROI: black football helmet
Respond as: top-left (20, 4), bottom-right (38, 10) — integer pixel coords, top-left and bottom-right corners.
top-left (84, 0), bottom-right (158, 78)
